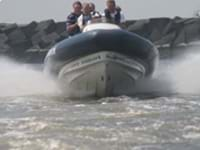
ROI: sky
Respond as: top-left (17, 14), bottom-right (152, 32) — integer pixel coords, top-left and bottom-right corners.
top-left (0, 0), bottom-right (200, 23)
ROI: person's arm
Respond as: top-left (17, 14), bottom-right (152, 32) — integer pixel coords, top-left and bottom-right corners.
top-left (66, 14), bottom-right (79, 33)
top-left (120, 12), bottom-right (126, 23)
top-left (66, 23), bottom-right (79, 33)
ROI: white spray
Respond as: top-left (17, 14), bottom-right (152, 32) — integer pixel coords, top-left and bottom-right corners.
top-left (169, 54), bottom-right (200, 94)
top-left (0, 57), bottom-right (59, 97)
top-left (1, 44), bottom-right (200, 98)
top-left (134, 43), bottom-right (200, 96)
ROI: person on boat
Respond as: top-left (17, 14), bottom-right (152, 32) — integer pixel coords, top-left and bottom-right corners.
top-left (103, 0), bottom-right (125, 24)
top-left (77, 3), bottom-right (92, 31)
top-left (89, 2), bottom-right (101, 19)
top-left (66, 1), bottom-right (82, 36)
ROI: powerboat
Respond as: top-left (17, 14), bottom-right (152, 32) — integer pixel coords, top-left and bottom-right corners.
top-left (44, 23), bottom-right (159, 98)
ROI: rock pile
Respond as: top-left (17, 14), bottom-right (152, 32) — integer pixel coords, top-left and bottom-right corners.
top-left (0, 17), bottom-right (200, 62)
top-left (0, 20), bottom-right (67, 62)
top-left (126, 17), bottom-right (200, 47)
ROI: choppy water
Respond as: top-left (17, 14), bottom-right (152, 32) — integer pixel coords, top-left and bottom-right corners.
top-left (0, 50), bottom-right (200, 150)
top-left (1, 94), bottom-right (200, 150)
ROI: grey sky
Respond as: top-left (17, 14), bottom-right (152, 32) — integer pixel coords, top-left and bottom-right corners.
top-left (0, 0), bottom-right (200, 23)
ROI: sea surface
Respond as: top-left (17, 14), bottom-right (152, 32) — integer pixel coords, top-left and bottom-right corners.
top-left (0, 49), bottom-right (200, 150)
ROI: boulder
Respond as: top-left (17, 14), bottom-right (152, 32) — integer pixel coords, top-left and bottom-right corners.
top-left (35, 19), bottom-right (56, 34)
top-left (0, 33), bottom-right (10, 54)
top-left (39, 32), bottom-right (60, 48)
top-left (0, 23), bottom-right (18, 34)
top-left (0, 24), bottom-right (4, 33)
top-left (7, 28), bottom-right (32, 54)
top-left (31, 31), bottom-right (60, 49)
top-left (128, 19), bottom-right (150, 38)
top-left (183, 18), bottom-right (198, 24)
top-left (55, 21), bottom-right (66, 34)
top-left (154, 32), bottom-right (176, 46)
top-left (7, 28), bottom-right (27, 45)
top-left (56, 31), bottom-right (69, 42)
top-left (163, 22), bottom-right (183, 37)
top-left (31, 31), bottom-right (46, 46)
top-left (171, 29), bottom-right (186, 47)
top-left (148, 18), bottom-right (171, 41)
top-left (149, 29), bottom-right (162, 42)
top-left (149, 18), bottom-right (171, 30)
top-left (127, 19), bottom-right (149, 32)
top-left (184, 20), bottom-right (200, 43)
top-left (20, 21), bottom-right (37, 38)
top-left (123, 20), bottom-right (136, 28)
top-left (0, 43), bottom-right (11, 53)
top-left (172, 16), bottom-right (183, 23)
top-left (0, 33), bottom-right (8, 44)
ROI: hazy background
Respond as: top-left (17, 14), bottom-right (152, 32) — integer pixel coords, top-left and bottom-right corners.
top-left (0, 0), bottom-right (200, 23)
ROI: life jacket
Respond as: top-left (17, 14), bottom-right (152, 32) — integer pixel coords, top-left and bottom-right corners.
top-left (82, 14), bottom-right (92, 26)
top-left (104, 8), bottom-right (121, 24)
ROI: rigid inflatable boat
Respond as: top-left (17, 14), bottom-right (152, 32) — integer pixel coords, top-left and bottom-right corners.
top-left (45, 23), bottom-right (159, 98)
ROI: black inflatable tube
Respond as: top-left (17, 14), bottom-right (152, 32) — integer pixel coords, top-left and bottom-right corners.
top-left (49, 29), bottom-right (159, 76)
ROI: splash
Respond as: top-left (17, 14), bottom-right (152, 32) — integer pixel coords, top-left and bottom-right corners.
top-left (1, 44), bottom-right (200, 98)
top-left (133, 43), bottom-right (200, 96)
top-left (0, 57), bottom-right (59, 97)
top-left (166, 43), bottom-right (200, 95)
top-left (170, 53), bottom-right (200, 94)
top-left (132, 61), bottom-right (175, 96)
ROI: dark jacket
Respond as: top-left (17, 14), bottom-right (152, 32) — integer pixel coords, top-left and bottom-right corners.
top-left (104, 9), bottom-right (121, 24)
top-left (66, 12), bottom-right (81, 36)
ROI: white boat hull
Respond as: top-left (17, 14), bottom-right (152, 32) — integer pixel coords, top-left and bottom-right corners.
top-left (58, 51), bottom-right (146, 98)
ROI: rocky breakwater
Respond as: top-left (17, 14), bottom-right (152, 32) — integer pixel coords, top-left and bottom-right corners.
top-left (0, 20), bottom-right (67, 63)
top-left (0, 17), bottom-right (200, 63)
top-left (127, 17), bottom-right (200, 47)
top-left (127, 17), bottom-right (200, 58)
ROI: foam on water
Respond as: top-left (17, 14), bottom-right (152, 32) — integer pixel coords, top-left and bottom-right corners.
top-left (133, 44), bottom-right (200, 96)
top-left (0, 57), bottom-right (59, 97)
